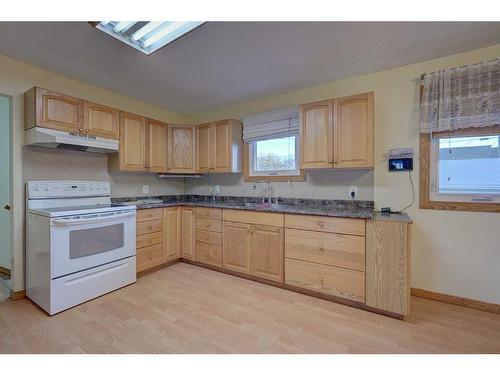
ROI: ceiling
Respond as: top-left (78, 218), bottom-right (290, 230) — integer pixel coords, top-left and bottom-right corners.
top-left (0, 22), bottom-right (499, 113)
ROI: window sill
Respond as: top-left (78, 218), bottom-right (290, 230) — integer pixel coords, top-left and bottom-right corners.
top-left (243, 173), bottom-right (306, 183)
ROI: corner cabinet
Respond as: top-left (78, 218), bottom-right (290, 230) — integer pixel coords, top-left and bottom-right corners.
top-left (167, 125), bottom-right (196, 173)
top-left (180, 207), bottom-right (196, 260)
top-left (196, 119), bottom-right (242, 173)
top-left (299, 92), bottom-right (374, 170)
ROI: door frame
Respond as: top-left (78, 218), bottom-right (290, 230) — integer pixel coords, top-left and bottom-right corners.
top-left (0, 93), bottom-right (13, 290)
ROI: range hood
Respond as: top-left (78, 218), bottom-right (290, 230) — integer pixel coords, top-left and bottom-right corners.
top-left (25, 127), bottom-right (119, 153)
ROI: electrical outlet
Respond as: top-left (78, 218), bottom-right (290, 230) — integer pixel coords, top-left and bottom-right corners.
top-left (142, 185), bottom-right (150, 195)
top-left (214, 185), bottom-right (220, 194)
top-left (348, 186), bottom-right (358, 199)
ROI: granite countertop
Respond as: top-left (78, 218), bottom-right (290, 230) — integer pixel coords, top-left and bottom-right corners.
top-left (112, 195), bottom-right (412, 222)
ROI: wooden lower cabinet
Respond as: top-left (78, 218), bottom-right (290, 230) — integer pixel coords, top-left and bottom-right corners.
top-left (136, 208), bottom-right (164, 273)
top-left (137, 243), bottom-right (163, 273)
top-left (366, 219), bottom-right (411, 316)
top-left (222, 221), bottom-right (251, 273)
top-left (250, 225), bottom-right (284, 282)
top-left (285, 258), bottom-right (365, 303)
top-left (180, 207), bottom-right (196, 260)
top-left (163, 207), bottom-right (180, 262)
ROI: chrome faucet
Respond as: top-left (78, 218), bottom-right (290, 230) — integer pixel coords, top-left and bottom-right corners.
top-left (252, 181), bottom-right (272, 204)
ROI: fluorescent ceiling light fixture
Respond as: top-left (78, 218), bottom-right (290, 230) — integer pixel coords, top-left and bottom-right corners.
top-left (94, 21), bottom-right (205, 55)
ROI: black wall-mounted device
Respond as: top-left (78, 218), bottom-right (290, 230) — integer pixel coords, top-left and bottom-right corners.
top-left (389, 157), bottom-right (413, 172)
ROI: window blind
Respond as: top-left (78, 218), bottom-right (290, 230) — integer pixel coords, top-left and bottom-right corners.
top-left (242, 106), bottom-right (299, 143)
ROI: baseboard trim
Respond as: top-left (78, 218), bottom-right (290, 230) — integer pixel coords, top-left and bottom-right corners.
top-left (411, 288), bottom-right (500, 314)
top-left (10, 289), bottom-right (26, 301)
top-left (137, 258), bottom-right (181, 278)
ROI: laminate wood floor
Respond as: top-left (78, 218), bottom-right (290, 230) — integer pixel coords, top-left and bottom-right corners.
top-left (1, 262), bottom-right (499, 353)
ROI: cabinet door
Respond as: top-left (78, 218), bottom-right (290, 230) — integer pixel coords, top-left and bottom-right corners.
top-left (35, 87), bottom-right (83, 133)
top-left (180, 207), bottom-right (196, 260)
top-left (147, 119), bottom-right (167, 173)
top-left (333, 92), bottom-right (374, 168)
top-left (119, 111), bottom-right (146, 171)
top-left (222, 221), bottom-right (251, 274)
top-left (168, 125), bottom-right (196, 173)
top-left (299, 100), bottom-right (332, 169)
top-left (196, 122), bottom-right (212, 173)
top-left (83, 101), bottom-right (119, 139)
top-left (213, 120), bottom-right (232, 172)
top-left (250, 225), bottom-right (284, 282)
top-left (163, 207), bottom-right (180, 262)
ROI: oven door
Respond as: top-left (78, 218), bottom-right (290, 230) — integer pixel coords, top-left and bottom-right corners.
top-left (50, 210), bottom-right (136, 278)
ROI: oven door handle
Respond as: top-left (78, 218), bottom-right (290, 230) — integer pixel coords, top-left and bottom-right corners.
top-left (51, 211), bottom-right (136, 226)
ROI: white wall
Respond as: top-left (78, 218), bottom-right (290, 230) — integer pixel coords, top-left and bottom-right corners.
top-left (185, 44), bottom-right (500, 304)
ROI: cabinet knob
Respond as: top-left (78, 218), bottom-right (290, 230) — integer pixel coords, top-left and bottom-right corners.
top-left (319, 245), bottom-right (324, 252)
top-left (79, 128), bottom-right (84, 133)
top-left (84, 129), bottom-right (90, 133)
top-left (318, 221), bottom-right (324, 228)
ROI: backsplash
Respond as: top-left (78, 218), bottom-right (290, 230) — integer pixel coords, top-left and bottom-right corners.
top-left (22, 146), bottom-right (184, 197)
top-left (22, 147), bottom-right (374, 201)
top-left (184, 169), bottom-right (374, 201)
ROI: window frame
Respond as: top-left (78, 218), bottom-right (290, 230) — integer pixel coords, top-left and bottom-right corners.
top-left (419, 126), bottom-right (500, 213)
top-left (243, 135), bottom-right (306, 182)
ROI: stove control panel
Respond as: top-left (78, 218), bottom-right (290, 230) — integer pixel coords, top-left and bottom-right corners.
top-left (28, 181), bottom-right (111, 198)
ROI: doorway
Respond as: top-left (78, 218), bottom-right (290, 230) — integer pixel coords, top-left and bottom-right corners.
top-left (0, 94), bottom-right (12, 300)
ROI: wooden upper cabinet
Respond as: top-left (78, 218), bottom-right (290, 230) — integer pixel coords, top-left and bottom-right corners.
top-left (250, 225), bottom-right (284, 282)
top-left (146, 119), bottom-right (167, 173)
top-left (299, 100), bottom-right (333, 169)
top-left (83, 101), bottom-right (119, 139)
top-left (180, 207), bottom-right (196, 260)
top-left (222, 221), bottom-right (251, 274)
top-left (196, 122), bottom-right (212, 173)
top-left (163, 207), bottom-right (180, 262)
top-left (25, 87), bottom-right (83, 133)
top-left (115, 111), bottom-right (146, 172)
top-left (168, 124), bottom-right (196, 173)
top-left (196, 119), bottom-right (242, 174)
top-left (333, 92), bottom-right (374, 169)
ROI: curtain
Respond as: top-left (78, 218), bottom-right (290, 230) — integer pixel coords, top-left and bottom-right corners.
top-left (419, 58), bottom-right (500, 133)
top-left (242, 106), bottom-right (299, 143)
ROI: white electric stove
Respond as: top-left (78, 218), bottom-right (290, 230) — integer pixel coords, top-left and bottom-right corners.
top-left (26, 181), bottom-right (137, 315)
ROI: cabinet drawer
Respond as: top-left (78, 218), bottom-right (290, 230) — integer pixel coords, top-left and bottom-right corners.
top-left (223, 209), bottom-right (284, 227)
top-left (137, 208), bottom-right (163, 222)
top-left (137, 231), bottom-right (163, 249)
top-left (196, 217), bottom-right (222, 233)
top-left (196, 207), bottom-right (222, 220)
top-left (285, 214), bottom-right (365, 236)
top-left (137, 243), bottom-right (163, 272)
top-left (195, 241), bottom-right (222, 267)
top-left (285, 229), bottom-right (365, 271)
top-left (285, 258), bottom-right (365, 303)
top-left (136, 219), bottom-right (163, 235)
top-left (196, 229), bottom-right (221, 245)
